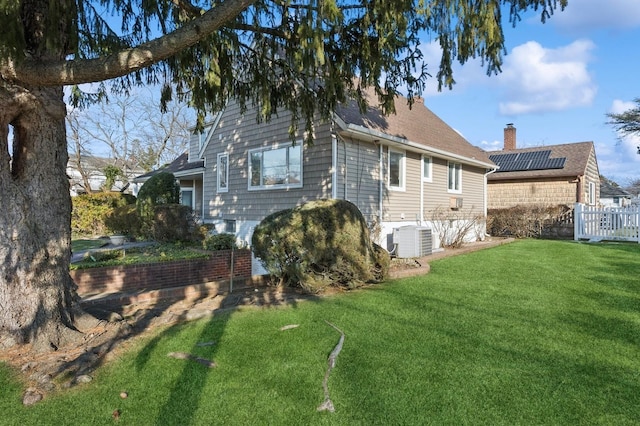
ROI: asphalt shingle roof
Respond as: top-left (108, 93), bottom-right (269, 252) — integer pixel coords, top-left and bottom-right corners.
top-left (335, 89), bottom-right (493, 165)
top-left (133, 153), bottom-right (204, 181)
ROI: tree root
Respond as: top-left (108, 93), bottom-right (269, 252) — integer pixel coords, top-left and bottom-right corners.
top-left (317, 321), bottom-right (344, 412)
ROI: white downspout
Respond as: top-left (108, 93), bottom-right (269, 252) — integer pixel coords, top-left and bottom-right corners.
top-left (484, 167), bottom-right (498, 237)
top-left (379, 143), bottom-right (384, 229)
top-left (331, 135), bottom-right (338, 199)
top-left (420, 159), bottom-right (424, 224)
top-left (344, 139), bottom-right (348, 200)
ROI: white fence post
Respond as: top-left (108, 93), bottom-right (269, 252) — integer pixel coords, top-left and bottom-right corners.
top-left (574, 203), bottom-right (582, 241)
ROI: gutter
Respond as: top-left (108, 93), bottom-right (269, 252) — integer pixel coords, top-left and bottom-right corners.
top-left (334, 117), bottom-right (495, 169)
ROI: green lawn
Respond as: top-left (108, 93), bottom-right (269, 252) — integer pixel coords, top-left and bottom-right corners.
top-left (2, 239), bottom-right (640, 425)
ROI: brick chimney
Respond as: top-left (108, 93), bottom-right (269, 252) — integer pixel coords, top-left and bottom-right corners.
top-left (504, 123), bottom-right (516, 151)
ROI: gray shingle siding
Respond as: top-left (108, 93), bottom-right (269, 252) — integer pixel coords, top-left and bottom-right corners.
top-left (336, 136), bottom-right (381, 223)
top-left (201, 101), bottom-right (334, 222)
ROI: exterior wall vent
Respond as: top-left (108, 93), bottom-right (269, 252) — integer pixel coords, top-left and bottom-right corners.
top-left (450, 197), bottom-right (463, 209)
top-left (392, 226), bottom-right (432, 258)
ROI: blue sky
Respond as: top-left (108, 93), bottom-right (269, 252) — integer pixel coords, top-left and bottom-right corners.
top-left (416, 0), bottom-right (640, 185)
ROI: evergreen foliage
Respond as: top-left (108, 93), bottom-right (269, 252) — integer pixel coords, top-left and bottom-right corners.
top-left (203, 233), bottom-right (237, 251)
top-left (136, 172), bottom-right (181, 239)
top-left (607, 98), bottom-right (640, 138)
top-left (71, 192), bottom-right (135, 236)
top-left (151, 204), bottom-right (198, 242)
top-left (104, 204), bottom-right (142, 237)
top-left (136, 172), bottom-right (180, 207)
top-left (252, 199), bottom-right (389, 293)
top-left (2, 0), bottom-right (568, 143)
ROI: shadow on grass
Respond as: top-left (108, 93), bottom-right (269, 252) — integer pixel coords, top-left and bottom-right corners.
top-left (127, 290), bottom-right (309, 425)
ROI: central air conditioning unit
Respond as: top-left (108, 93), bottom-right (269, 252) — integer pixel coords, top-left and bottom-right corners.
top-left (392, 226), bottom-right (432, 258)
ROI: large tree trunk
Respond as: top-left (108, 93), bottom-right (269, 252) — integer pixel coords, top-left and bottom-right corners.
top-left (0, 82), bottom-right (81, 352)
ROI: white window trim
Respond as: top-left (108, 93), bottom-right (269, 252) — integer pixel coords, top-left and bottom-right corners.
top-left (447, 161), bottom-right (462, 194)
top-left (388, 148), bottom-right (406, 191)
top-left (248, 142), bottom-right (303, 191)
top-left (198, 125), bottom-right (212, 152)
top-left (422, 155), bottom-right (432, 183)
top-left (588, 181), bottom-right (596, 205)
top-left (217, 152), bottom-right (229, 193)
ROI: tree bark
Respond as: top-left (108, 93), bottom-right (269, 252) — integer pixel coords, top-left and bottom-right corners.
top-left (0, 81), bottom-right (80, 352)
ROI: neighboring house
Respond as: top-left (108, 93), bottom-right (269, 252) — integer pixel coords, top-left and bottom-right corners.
top-left (136, 89), bottom-right (496, 256)
top-left (599, 180), bottom-right (632, 208)
top-left (133, 152), bottom-right (205, 211)
top-left (487, 125), bottom-right (600, 209)
top-left (67, 155), bottom-right (145, 196)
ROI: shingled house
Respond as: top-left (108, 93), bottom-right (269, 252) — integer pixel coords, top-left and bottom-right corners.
top-left (137, 89), bottom-right (496, 260)
top-left (599, 179), bottom-right (632, 208)
top-left (486, 125), bottom-right (600, 209)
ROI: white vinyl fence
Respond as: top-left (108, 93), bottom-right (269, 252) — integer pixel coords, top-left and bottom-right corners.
top-left (574, 203), bottom-right (640, 243)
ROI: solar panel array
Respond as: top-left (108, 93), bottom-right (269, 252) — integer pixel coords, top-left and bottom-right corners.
top-left (489, 150), bottom-right (566, 173)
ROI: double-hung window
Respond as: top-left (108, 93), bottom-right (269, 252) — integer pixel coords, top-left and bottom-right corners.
top-left (422, 155), bottom-right (432, 182)
top-left (448, 162), bottom-right (462, 193)
top-left (249, 144), bottom-right (302, 190)
top-left (388, 149), bottom-right (406, 191)
top-left (217, 153), bottom-right (229, 193)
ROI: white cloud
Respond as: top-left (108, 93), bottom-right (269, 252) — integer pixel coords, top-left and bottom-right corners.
top-left (609, 99), bottom-right (636, 114)
top-left (496, 40), bottom-right (597, 115)
top-left (551, 0), bottom-right (640, 32)
top-left (478, 140), bottom-right (502, 151)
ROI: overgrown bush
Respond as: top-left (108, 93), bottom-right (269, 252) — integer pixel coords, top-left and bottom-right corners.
top-left (104, 204), bottom-right (142, 237)
top-left (203, 233), bottom-right (237, 251)
top-left (151, 204), bottom-right (198, 242)
top-left (487, 204), bottom-right (573, 238)
top-left (137, 172), bottom-right (181, 237)
top-left (72, 192), bottom-right (136, 236)
top-left (252, 199), bottom-right (389, 293)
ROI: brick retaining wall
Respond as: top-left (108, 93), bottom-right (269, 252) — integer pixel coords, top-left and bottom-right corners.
top-left (72, 249), bottom-right (257, 302)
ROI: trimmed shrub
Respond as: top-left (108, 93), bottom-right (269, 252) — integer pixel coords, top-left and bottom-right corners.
top-left (72, 192), bottom-right (135, 236)
top-left (151, 204), bottom-right (198, 242)
top-left (203, 233), bottom-right (237, 251)
top-left (252, 199), bottom-right (389, 293)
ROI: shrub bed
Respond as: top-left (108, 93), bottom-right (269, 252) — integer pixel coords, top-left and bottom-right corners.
top-left (487, 204), bottom-right (573, 239)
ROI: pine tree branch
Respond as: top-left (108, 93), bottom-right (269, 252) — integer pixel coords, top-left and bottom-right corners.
top-left (1, 0), bottom-right (257, 86)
